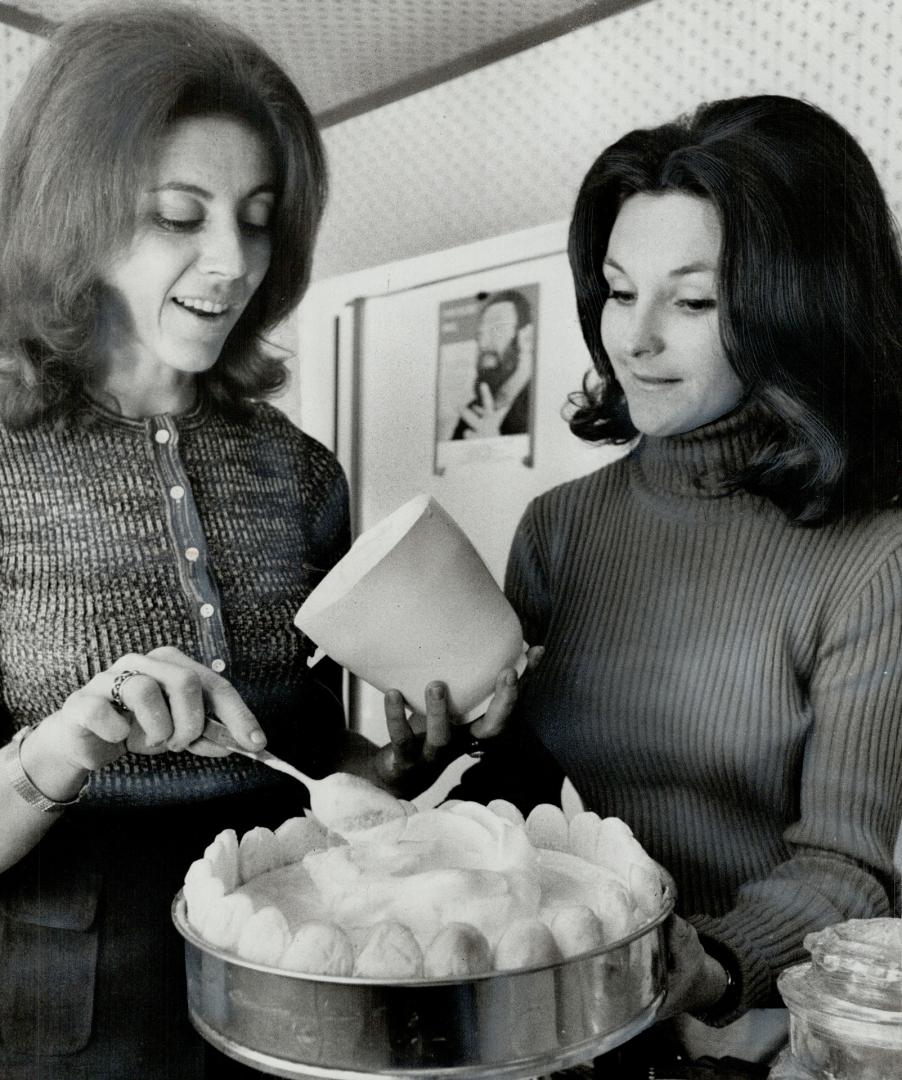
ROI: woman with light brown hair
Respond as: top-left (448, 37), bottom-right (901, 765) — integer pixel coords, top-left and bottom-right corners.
top-left (0, 7), bottom-right (517, 1077)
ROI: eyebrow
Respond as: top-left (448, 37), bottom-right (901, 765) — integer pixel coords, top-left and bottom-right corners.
top-left (669, 261), bottom-right (716, 276)
top-left (603, 257), bottom-right (715, 276)
top-left (149, 181), bottom-right (276, 200)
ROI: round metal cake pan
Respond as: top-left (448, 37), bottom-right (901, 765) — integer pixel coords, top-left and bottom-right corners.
top-left (173, 889), bottom-right (673, 1079)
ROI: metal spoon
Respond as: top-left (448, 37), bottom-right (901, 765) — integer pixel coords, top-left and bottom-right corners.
top-left (199, 717), bottom-right (407, 836)
top-left (200, 716), bottom-right (317, 788)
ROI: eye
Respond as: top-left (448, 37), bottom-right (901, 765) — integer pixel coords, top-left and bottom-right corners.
top-left (239, 219), bottom-right (271, 238)
top-left (240, 197), bottom-right (274, 237)
top-left (607, 289), bottom-right (635, 304)
top-left (676, 298), bottom-right (717, 312)
top-left (152, 213), bottom-right (201, 234)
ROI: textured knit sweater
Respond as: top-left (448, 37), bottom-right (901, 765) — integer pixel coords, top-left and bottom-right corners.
top-left (0, 396), bottom-right (351, 1075)
top-left (0, 395), bottom-right (350, 802)
top-left (460, 408), bottom-right (902, 1024)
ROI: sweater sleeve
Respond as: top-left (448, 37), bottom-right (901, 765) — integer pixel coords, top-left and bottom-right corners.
top-left (450, 504), bottom-right (566, 812)
top-left (690, 544), bottom-right (902, 1024)
top-left (504, 502), bottom-right (553, 648)
top-left (295, 440), bottom-right (351, 755)
top-left (302, 438), bottom-right (351, 576)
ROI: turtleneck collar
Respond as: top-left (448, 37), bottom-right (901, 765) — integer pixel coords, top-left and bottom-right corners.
top-left (629, 403), bottom-right (767, 520)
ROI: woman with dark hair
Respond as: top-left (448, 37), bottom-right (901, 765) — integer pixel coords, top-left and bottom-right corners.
top-left (0, 7), bottom-right (517, 1078)
top-left (459, 95), bottom-right (902, 1066)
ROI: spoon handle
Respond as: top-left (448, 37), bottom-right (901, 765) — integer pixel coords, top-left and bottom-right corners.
top-left (199, 717), bottom-right (316, 790)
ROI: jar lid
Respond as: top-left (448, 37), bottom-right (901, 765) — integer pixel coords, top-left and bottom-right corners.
top-left (778, 962), bottom-right (902, 1029)
top-left (805, 919), bottom-right (902, 988)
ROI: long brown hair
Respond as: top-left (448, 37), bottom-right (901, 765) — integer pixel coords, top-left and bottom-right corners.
top-left (0, 3), bottom-right (327, 426)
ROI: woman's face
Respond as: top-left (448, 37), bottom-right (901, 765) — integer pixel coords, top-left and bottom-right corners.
top-left (600, 191), bottom-right (744, 437)
top-left (98, 114), bottom-right (274, 379)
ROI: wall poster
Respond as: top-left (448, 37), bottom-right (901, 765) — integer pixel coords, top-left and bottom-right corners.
top-left (433, 283), bottom-right (539, 474)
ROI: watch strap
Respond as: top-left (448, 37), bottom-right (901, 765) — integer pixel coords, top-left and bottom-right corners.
top-left (4, 726), bottom-right (88, 813)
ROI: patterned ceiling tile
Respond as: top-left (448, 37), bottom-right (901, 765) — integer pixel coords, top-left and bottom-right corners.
top-left (315, 0), bottom-right (901, 276)
top-left (1, 0), bottom-right (898, 281)
top-left (3, 0), bottom-right (625, 116)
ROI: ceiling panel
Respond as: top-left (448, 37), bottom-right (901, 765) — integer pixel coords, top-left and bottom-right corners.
top-left (0, 0), bottom-right (644, 124)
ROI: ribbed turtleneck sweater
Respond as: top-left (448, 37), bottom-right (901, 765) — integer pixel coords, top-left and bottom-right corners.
top-left (460, 409), bottom-right (902, 1023)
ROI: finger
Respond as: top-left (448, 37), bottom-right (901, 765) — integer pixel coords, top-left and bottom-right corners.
top-left (145, 646), bottom-right (265, 750)
top-left (150, 663), bottom-right (205, 752)
top-left (654, 859), bottom-right (678, 898)
top-left (183, 737), bottom-right (232, 758)
top-left (109, 657), bottom-right (205, 751)
top-left (664, 915), bottom-right (693, 969)
top-left (459, 406), bottom-right (481, 427)
top-left (108, 671), bottom-right (173, 748)
top-left (114, 656), bottom-right (206, 751)
top-left (383, 690), bottom-right (419, 765)
top-left (469, 666), bottom-right (518, 739)
top-left (478, 382), bottom-right (494, 411)
top-left (203, 676), bottom-right (266, 750)
top-left (525, 645), bottom-right (545, 672)
top-left (421, 682), bottom-right (452, 763)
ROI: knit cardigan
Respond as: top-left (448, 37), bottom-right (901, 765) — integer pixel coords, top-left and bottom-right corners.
top-left (459, 408), bottom-right (902, 1024)
top-left (0, 395), bottom-right (351, 801)
top-left (0, 396), bottom-right (351, 1074)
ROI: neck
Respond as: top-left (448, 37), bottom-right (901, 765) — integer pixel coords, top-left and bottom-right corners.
top-left (90, 366), bottom-right (198, 420)
top-left (630, 405), bottom-right (765, 517)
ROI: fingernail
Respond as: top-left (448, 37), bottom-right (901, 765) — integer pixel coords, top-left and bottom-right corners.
top-left (429, 684), bottom-right (445, 701)
top-left (250, 730), bottom-right (266, 746)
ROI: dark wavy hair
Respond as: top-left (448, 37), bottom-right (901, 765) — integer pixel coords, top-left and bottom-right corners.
top-left (0, 3), bottom-right (327, 426)
top-left (568, 95), bottom-right (902, 522)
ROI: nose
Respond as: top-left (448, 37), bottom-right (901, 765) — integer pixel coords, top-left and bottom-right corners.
top-left (626, 305), bottom-right (664, 358)
top-left (197, 221), bottom-right (247, 280)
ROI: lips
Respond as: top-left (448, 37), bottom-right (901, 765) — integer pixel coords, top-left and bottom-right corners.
top-left (630, 372), bottom-right (682, 387)
top-left (172, 296), bottom-right (233, 318)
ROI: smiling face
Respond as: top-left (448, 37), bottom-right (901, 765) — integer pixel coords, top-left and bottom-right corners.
top-left (600, 191), bottom-right (744, 437)
top-left (97, 114), bottom-right (275, 388)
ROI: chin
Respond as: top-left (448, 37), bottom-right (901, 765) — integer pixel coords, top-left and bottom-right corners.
top-left (629, 411), bottom-right (683, 438)
top-left (168, 350), bottom-right (223, 375)
top-left (630, 405), bottom-right (737, 439)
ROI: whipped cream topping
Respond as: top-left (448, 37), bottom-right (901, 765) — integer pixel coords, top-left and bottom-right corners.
top-left (184, 796), bottom-right (665, 978)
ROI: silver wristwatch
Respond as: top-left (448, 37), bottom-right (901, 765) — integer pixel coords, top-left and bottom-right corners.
top-left (4, 725), bottom-right (88, 813)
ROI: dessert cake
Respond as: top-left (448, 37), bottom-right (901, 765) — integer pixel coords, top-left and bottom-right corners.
top-left (183, 796), bottom-right (666, 979)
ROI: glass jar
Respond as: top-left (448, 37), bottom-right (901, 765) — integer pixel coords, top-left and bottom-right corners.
top-left (776, 918), bottom-right (902, 1079)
